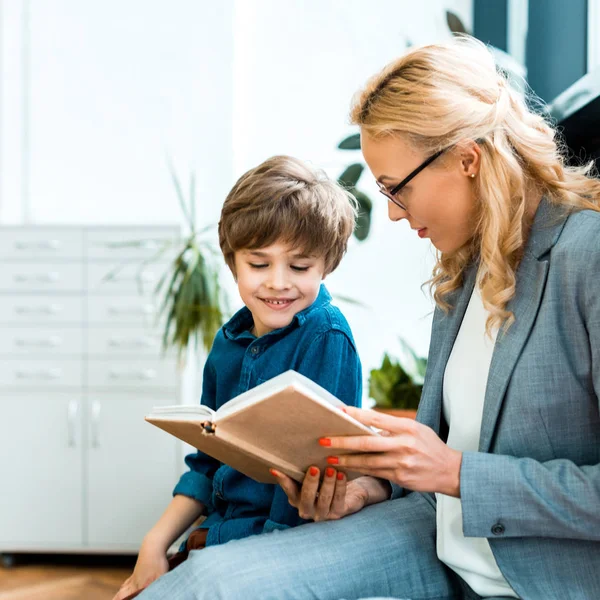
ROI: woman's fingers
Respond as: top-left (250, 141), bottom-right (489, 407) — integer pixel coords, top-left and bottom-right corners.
top-left (314, 467), bottom-right (337, 519)
top-left (270, 469), bottom-right (300, 506)
top-left (329, 472), bottom-right (347, 517)
top-left (343, 406), bottom-right (418, 433)
top-left (298, 466), bottom-right (321, 518)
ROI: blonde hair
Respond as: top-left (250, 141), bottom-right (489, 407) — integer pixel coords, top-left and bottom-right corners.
top-left (219, 155), bottom-right (357, 276)
top-left (350, 35), bottom-right (600, 332)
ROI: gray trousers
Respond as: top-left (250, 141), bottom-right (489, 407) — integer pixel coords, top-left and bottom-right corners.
top-left (138, 492), bottom-right (513, 600)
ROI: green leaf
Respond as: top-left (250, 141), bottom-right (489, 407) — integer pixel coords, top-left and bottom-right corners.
top-left (351, 188), bottom-right (372, 242)
top-left (338, 163), bottom-right (364, 188)
top-left (338, 133), bottom-right (361, 150)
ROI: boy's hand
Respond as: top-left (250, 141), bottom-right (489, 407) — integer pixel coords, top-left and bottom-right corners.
top-left (270, 467), bottom-right (387, 522)
top-left (112, 540), bottom-right (169, 600)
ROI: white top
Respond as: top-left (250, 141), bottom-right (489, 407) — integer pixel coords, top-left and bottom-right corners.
top-left (436, 285), bottom-right (519, 598)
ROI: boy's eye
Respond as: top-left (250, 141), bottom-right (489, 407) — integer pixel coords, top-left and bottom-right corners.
top-left (291, 265), bottom-right (310, 272)
top-left (249, 263), bottom-right (268, 269)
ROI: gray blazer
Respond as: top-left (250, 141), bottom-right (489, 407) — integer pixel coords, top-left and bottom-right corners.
top-left (404, 199), bottom-right (600, 599)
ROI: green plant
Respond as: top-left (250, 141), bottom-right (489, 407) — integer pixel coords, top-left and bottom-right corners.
top-left (368, 339), bottom-right (427, 409)
top-left (337, 134), bottom-right (373, 241)
top-left (104, 161), bottom-right (228, 357)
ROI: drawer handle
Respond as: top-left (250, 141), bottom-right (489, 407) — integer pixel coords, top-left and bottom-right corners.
top-left (14, 304), bottom-right (62, 315)
top-left (15, 336), bottom-right (62, 348)
top-left (91, 401), bottom-right (101, 448)
top-left (109, 368), bottom-right (157, 381)
top-left (15, 368), bottom-right (62, 380)
top-left (105, 271), bottom-right (156, 284)
top-left (15, 240), bottom-right (61, 251)
top-left (14, 272), bottom-right (60, 283)
top-left (108, 337), bottom-right (155, 349)
top-left (67, 400), bottom-right (79, 448)
top-left (108, 305), bottom-right (155, 316)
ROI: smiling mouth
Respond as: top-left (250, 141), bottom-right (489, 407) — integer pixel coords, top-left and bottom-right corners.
top-left (260, 298), bottom-right (296, 308)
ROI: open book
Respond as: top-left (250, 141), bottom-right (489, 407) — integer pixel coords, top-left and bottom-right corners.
top-left (146, 370), bottom-right (378, 484)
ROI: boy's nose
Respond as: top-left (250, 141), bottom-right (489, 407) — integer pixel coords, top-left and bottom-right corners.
top-left (267, 269), bottom-right (292, 290)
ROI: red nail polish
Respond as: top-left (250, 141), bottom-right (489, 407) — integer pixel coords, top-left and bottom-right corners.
top-left (319, 438), bottom-right (332, 447)
top-left (327, 456), bottom-right (339, 465)
top-left (269, 468), bottom-right (278, 477)
top-left (309, 466), bottom-right (319, 476)
top-left (337, 472), bottom-right (344, 480)
top-left (325, 467), bottom-right (335, 478)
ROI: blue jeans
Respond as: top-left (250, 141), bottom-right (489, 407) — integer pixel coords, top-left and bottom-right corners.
top-left (138, 493), bottom-right (505, 599)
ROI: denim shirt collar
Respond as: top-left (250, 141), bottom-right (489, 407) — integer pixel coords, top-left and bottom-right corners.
top-left (222, 284), bottom-right (332, 342)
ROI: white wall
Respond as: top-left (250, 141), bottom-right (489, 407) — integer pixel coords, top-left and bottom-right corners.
top-left (0, 0), bottom-right (473, 403)
top-left (230, 0), bottom-right (473, 400)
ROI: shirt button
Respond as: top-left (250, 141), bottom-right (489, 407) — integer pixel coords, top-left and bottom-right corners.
top-left (491, 523), bottom-right (505, 536)
top-left (216, 491), bottom-right (223, 500)
top-left (250, 346), bottom-right (259, 355)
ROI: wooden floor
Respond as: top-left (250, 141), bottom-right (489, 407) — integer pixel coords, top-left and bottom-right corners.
top-left (0, 554), bottom-right (136, 600)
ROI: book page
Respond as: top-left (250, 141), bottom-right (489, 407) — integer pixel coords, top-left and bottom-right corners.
top-left (147, 404), bottom-right (215, 421)
top-left (215, 370), bottom-right (347, 421)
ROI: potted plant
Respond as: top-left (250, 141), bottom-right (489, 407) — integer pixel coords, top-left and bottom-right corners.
top-left (368, 339), bottom-right (427, 419)
top-left (104, 161), bottom-right (229, 358)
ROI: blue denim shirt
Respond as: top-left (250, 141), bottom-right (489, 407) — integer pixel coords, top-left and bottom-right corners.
top-left (173, 285), bottom-right (362, 546)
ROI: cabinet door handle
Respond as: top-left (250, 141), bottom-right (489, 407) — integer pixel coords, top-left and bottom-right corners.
top-left (67, 400), bottom-right (78, 447)
top-left (91, 401), bottom-right (101, 448)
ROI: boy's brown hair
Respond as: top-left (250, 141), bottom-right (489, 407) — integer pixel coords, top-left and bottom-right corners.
top-left (218, 155), bottom-right (357, 276)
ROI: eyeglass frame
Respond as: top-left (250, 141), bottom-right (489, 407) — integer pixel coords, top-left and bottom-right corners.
top-left (375, 147), bottom-right (448, 211)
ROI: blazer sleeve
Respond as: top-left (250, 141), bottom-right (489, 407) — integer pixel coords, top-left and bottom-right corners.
top-left (460, 244), bottom-right (600, 541)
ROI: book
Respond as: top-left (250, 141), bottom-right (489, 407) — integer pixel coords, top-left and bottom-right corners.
top-left (145, 370), bottom-right (378, 484)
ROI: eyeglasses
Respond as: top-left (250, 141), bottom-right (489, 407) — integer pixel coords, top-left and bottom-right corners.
top-left (376, 147), bottom-right (447, 211)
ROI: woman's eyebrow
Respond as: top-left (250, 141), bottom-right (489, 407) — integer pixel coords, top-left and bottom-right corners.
top-left (377, 174), bottom-right (397, 183)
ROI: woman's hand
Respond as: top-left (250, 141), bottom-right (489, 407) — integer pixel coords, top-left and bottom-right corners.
top-left (112, 539), bottom-right (169, 600)
top-left (321, 407), bottom-right (463, 497)
top-left (270, 467), bottom-right (390, 522)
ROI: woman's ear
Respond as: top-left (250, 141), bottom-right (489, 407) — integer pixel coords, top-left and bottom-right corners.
top-left (459, 140), bottom-right (481, 177)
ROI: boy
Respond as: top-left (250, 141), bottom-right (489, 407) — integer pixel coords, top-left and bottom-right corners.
top-left (115, 155), bottom-right (361, 600)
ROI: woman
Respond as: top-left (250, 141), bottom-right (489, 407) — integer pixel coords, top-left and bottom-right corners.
top-left (138, 36), bottom-right (600, 600)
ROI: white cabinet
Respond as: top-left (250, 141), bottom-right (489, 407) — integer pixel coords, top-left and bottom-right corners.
top-left (0, 394), bottom-right (84, 548)
top-left (0, 225), bottom-right (182, 554)
top-left (87, 394), bottom-right (179, 548)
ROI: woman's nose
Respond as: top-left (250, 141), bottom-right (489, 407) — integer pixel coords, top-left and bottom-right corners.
top-left (388, 201), bottom-right (408, 222)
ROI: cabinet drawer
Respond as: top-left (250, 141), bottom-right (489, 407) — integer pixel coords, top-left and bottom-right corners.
top-left (87, 262), bottom-right (169, 295)
top-left (0, 228), bottom-right (83, 260)
top-left (0, 359), bottom-right (83, 388)
top-left (87, 359), bottom-right (178, 390)
top-left (87, 295), bottom-right (162, 325)
top-left (85, 227), bottom-right (179, 260)
top-left (88, 328), bottom-right (167, 357)
top-left (0, 328), bottom-right (83, 356)
top-left (0, 296), bottom-right (83, 324)
top-left (0, 263), bottom-right (84, 292)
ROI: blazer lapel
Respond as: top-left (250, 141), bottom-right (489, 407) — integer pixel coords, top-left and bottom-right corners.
top-left (478, 254), bottom-right (549, 452)
top-left (417, 264), bottom-right (477, 434)
top-left (478, 199), bottom-right (569, 452)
